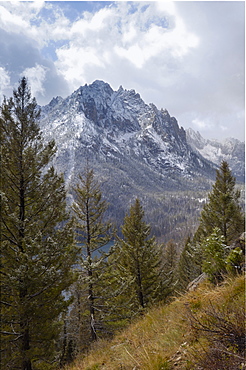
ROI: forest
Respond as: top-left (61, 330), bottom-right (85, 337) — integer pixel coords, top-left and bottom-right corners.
top-left (0, 78), bottom-right (245, 370)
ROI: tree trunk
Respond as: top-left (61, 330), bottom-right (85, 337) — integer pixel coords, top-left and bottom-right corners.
top-left (19, 156), bottom-right (31, 369)
top-left (88, 279), bottom-right (97, 341)
top-left (19, 283), bottom-right (32, 370)
top-left (136, 264), bottom-right (144, 308)
top-left (21, 324), bottom-right (32, 370)
top-left (86, 198), bottom-right (97, 341)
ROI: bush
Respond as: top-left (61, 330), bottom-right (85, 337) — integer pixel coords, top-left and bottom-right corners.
top-left (201, 227), bottom-right (228, 284)
top-left (187, 296), bottom-right (245, 369)
top-left (226, 247), bottom-right (244, 275)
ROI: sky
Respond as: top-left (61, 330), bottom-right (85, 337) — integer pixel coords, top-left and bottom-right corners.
top-left (0, 1), bottom-right (244, 140)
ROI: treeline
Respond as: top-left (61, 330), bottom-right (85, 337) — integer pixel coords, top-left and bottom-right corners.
top-left (0, 78), bottom-right (244, 370)
top-left (144, 191), bottom-right (208, 242)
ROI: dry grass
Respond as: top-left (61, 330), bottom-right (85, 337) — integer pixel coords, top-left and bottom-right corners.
top-left (63, 275), bottom-right (245, 370)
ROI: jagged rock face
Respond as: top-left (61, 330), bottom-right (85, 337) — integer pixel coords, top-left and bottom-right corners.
top-left (39, 80), bottom-right (215, 191)
top-left (38, 80), bottom-right (245, 240)
top-left (187, 128), bottom-right (245, 183)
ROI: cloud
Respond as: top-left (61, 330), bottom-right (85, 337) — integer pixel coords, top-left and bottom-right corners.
top-left (0, 3), bottom-right (30, 32)
top-left (192, 118), bottom-right (212, 131)
top-left (22, 64), bottom-right (48, 97)
top-left (0, 2), bottom-right (70, 105)
top-left (0, 66), bottom-right (11, 101)
top-left (0, 2), bottom-right (46, 47)
top-left (0, 1), bottom-right (244, 139)
top-left (54, 2), bottom-right (199, 91)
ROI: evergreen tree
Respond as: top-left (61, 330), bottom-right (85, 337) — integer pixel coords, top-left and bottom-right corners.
top-left (114, 199), bottom-right (162, 314)
top-left (71, 167), bottom-right (114, 344)
top-left (0, 77), bottom-right (78, 370)
top-left (226, 247), bottom-right (244, 276)
top-left (201, 227), bottom-right (228, 284)
top-left (195, 161), bottom-right (244, 245)
top-left (176, 237), bottom-right (203, 292)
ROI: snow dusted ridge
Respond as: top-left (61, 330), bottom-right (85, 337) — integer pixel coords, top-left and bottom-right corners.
top-left (38, 80), bottom-right (244, 240)
top-left (39, 80), bottom-right (216, 189)
top-left (39, 80), bottom-right (244, 199)
top-left (187, 128), bottom-right (245, 182)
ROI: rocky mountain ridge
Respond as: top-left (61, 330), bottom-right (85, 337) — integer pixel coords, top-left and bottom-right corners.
top-left (40, 80), bottom-right (215, 188)
top-left (39, 80), bottom-right (244, 241)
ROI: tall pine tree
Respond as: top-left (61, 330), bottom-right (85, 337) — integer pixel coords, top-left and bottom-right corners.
top-left (0, 78), bottom-right (78, 370)
top-left (114, 199), bottom-right (162, 314)
top-left (71, 167), bottom-right (114, 344)
top-left (195, 161), bottom-right (244, 245)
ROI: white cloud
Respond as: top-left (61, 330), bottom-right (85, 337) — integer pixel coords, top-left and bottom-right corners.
top-left (70, 6), bottom-right (114, 39)
top-left (22, 64), bottom-right (48, 97)
top-left (0, 2), bottom-right (71, 49)
top-left (122, 24), bottom-right (137, 44)
top-left (0, 1), bottom-right (244, 139)
top-left (0, 67), bottom-right (11, 101)
top-left (219, 125), bottom-right (228, 132)
top-left (0, 4), bottom-right (29, 31)
top-left (56, 45), bottom-right (104, 88)
top-left (192, 118), bottom-right (212, 130)
top-left (54, 2), bottom-right (199, 88)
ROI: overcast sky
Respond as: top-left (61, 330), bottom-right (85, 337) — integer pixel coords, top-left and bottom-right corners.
top-left (0, 1), bottom-right (244, 140)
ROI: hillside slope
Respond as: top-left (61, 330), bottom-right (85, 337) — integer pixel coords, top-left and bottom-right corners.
top-left (64, 275), bottom-right (245, 370)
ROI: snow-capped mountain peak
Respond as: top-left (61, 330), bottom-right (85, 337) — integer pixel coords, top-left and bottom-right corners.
top-left (39, 81), bottom-right (244, 195)
top-left (36, 81), bottom-right (244, 242)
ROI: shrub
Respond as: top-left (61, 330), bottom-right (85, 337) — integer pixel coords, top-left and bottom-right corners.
top-left (187, 296), bottom-right (245, 369)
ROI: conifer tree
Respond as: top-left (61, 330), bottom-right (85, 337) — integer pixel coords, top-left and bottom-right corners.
top-left (0, 77), bottom-right (78, 370)
top-left (195, 161), bottom-right (244, 245)
top-left (176, 237), bottom-right (203, 292)
top-left (115, 199), bottom-right (161, 314)
top-left (71, 167), bottom-right (114, 344)
top-left (201, 227), bottom-right (228, 284)
top-left (226, 246), bottom-right (244, 276)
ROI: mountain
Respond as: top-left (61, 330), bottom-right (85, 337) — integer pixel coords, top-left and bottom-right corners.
top-left (186, 128), bottom-right (245, 183)
top-left (39, 80), bottom-right (243, 241)
top-left (40, 80), bottom-right (215, 187)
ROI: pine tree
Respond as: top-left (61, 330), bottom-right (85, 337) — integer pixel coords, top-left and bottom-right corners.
top-left (196, 161), bottom-right (244, 245)
top-left (226, 247), bottom-right (244, 276)
top-left (201, 227), bottom-right (228, 284)
top-left (114, 199), bottom-right (162, 314)
top-left (176, 237), bottom-right (203, 292)
top-left (71, 167), bottom-right (114, 344)
top-left (0, 77), bottom-right (78, 370)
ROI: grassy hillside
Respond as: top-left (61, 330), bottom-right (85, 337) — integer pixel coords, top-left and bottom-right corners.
top-left (64, 275), bottom-right (245, 370)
